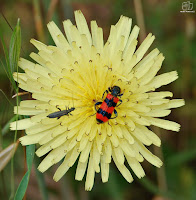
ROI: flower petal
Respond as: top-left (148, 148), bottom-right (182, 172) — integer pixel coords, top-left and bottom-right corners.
top-left (74, 10), bottom-right (92, 46)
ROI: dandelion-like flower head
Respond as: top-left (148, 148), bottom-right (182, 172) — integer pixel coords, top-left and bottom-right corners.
top-left (11, 10), bottom-right (184, 190)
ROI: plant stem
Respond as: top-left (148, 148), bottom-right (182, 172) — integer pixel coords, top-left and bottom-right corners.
top-left (33, 0), bottom-right (45, 42)
top-left (133, 0), bottom-right (146, 42)
top-left (153, 127), bottom-right (168, 199)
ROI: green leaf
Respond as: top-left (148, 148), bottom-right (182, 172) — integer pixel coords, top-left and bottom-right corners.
top-left (14, 172), bottom-right (29, 200)
top-left (0, 34), bottom-right (14, 86)
top-left (9, 18), bottom-right (21, 74)
top-left (26, 144), bottom-right (35, 170)
top-left (14, 144), bottom-right (35, 200)
top-left (2, 116), bottom-right (18, 136)
top-left (167, 148), bottom-right (196, 167)
top-left (0, 18), bottom-right (21, 93)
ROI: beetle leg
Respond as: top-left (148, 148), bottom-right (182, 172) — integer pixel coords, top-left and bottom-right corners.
top-left (56, 105), bottom-right (61, 111)
top-left (94, 102), bottom-right (102, 111)
top-left (119, 89), bottom-right (125, 97)
top-left (88, 113), bottom-right (96, 117)
top-left (102, 90), bottom-right (108, 99)
top-left (110, 109), bottom-right (118, 119)
top-left (118, 93), bottom-right (123, 97)
top-left (116, 99), bottom-right (122, 107)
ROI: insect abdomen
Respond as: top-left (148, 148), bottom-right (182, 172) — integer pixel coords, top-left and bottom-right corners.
top-left (96, 93), bottom-right (119, 123)
top-left (47, 111), bottom-right (65, 118)
top-left (47, 107), bottom-right (75, 119)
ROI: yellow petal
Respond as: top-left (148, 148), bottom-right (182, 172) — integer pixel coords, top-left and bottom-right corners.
top-left (135, 33), bottom-right (155, 63)
top-left (146, 117), bottom-right (181, 132)
top-left (136, 141), bottom-right (163, 167)
top-left (112, 152), bottom-right (133, 183)
top-left (74, 10), bottom-right (92, 46)
top-left (126, 156), bottom-right (145, 178)
top-left (10, 118), bottom-right (35, 130)
top-left (85, 153), bottom-right (95, 191)
top-left (75, 160), bottom-right (88, 181)
top-left (148, 71), bottom-right (178, 89)
top-left (47, 21), bottom-right (70, 52)
top-left (53, 152), bottom-right (72, 181)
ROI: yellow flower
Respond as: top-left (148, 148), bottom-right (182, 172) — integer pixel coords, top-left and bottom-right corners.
top-left (10, 10), bottom-right (184, 191)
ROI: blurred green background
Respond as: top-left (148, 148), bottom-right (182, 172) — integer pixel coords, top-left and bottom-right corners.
top-left (0, 0), bottom-right (195, 199)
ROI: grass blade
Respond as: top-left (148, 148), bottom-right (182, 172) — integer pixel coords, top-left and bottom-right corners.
top-left (2, 116), bottom-right (18, 136)
top-left (14, 144), bottom-right (35, 200)
top-left (9, 18), bottom-right (21, 75)
top-left (0, 18), bottom-right (21, 93)
top-left (167, 148), bottom-right (196, 167)
top-left (6, 18), bottom-right (22, 200)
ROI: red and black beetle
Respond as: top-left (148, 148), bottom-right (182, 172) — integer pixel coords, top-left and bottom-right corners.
top-left (95, 86), bottom-right (123, 123)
